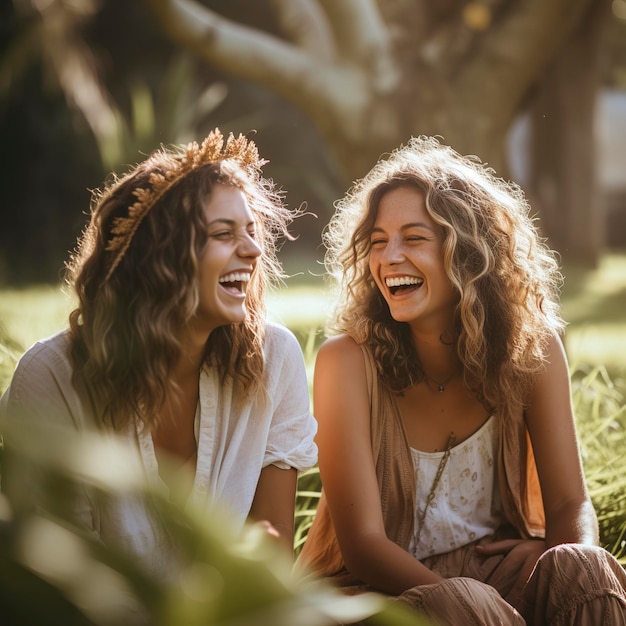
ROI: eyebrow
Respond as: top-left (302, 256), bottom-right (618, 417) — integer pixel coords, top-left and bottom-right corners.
top-left (207, 218), bottom-right (255, 228)
top-left (371, 222), bottom-right (435, 233)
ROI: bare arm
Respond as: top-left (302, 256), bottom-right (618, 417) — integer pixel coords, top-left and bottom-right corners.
top-left (477, 333), bottom-right (598, 607)
top-left (314, 335), bottom-right (442, 594)
top-left (525, 333), bottom-right (599, 547)
top-left (249, 464), bottom-right (298, 553)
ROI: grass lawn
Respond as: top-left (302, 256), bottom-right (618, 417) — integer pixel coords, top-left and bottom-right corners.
top-left (561, 252), bottom-right (626, 377)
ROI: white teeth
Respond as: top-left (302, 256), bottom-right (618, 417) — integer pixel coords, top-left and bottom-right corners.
top-left (219, 272), bottom-right (251, 284)
top-left (385, 276), bottom-right (423, 287)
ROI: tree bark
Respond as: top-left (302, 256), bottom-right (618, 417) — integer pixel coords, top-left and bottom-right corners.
top-left (529, 0), bottom-right (611, 266)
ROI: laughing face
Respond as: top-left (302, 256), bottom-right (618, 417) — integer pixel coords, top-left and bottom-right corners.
top-left (193, 184), bottom-right (262, 334)
top-left (368, 185), bottom-right (458, 333)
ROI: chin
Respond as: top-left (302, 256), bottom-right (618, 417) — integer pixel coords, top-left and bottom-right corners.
top-left (391, 315), bottom-right (413, 324)
top-left (387, 307), bottom-right (415, 323)
top-left (227, 306), bottom-right (248, 324)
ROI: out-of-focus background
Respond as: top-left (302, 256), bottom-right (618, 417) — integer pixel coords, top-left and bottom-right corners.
top-left (1, 0), bottom-right (626, 381)
top-left (2, 0), bottom-right (626, 275)
top-left (0, 3), bottom-right (625, 624)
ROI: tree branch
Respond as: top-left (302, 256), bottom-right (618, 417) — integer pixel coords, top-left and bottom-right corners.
top-left (142, 0), bottom-right (311, 78)
top-left (142, 0), bottom-right (372, 136)
top-left (318, 0), bottom-right (400, 93)
top-left (270, 0), bottom-right (336, 62)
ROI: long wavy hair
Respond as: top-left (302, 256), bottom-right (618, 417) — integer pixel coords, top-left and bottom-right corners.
top-left (66, 147), bottom-right (293, 430)
top-left (324, 136), bottom-right (564, 419)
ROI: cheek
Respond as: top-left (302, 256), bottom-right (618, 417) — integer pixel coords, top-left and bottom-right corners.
top-left (368, 249), bottom-right (380, 273)
top-left (368, 256), bottom-right (382, 286)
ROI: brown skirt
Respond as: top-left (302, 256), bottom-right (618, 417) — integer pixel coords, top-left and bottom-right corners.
top-left (395, 542), bottom-right (626, 626)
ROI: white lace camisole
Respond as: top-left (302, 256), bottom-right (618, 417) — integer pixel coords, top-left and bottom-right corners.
top-left (409, 414), bottom-right (503, 561)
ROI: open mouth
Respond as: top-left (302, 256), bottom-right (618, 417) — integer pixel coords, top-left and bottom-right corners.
top-left (385, 275), bottom-right (424, 296)
top-left (218, 271), bottom-right (251, 296)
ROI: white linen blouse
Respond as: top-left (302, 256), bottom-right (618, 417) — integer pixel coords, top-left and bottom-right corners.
top-left (0, 322), bottom-right (317, 580)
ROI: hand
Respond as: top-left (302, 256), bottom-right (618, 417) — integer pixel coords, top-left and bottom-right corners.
top-left (475, 539), bottom-right (545, 610)
top-left (248, 519), bottom-right (281, 542)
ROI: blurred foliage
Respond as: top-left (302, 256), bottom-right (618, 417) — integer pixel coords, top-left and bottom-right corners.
top-left (92, 54), bottom-right (229, 172)
top-left (0, 421), bottom-right (424, 626)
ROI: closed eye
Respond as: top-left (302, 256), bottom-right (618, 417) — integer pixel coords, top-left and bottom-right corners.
top-left (210, 230), bottom-right (233, 240)
top-left (370, 238), bottom-right (387, 246)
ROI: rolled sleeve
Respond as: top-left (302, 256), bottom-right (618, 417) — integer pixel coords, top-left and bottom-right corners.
top-left (265, 409), bottom-right (318, 471)
top-left (263, 324), bottom-right (317, 472)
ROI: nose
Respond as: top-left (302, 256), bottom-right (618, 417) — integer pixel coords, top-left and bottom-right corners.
top-left (238, 232), bottom-right (262, 259)
top-left (380, 236), bottom-right (404, 264)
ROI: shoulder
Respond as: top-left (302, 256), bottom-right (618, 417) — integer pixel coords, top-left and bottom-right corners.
top-left (263, 322), bottom-right (303, 361)
top-left (10, 330), bottom-right (72, 382)
top-left (525, 330), bottom-right (573, 425)
top-left (544, 331), bottom-right (567, 359)
top-left (535, 331), bottom-right (569, 380)
top-left (316, 334), bottom-right (363, 367)
top-left (313, 336), bottom-right (373, 450)
top-left (315, 334), bottom-right (369, 392)
top-left (264, 321), bottom-right (298, 347)
top-left (527, 330), bottom-right (570, 397)
top-left (1, 329), bottom-right (86, 427)
top-left (262, 322), bottom-right (308, 385)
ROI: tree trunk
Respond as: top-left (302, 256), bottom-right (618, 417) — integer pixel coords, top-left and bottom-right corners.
top-left (529, 0), bottom-right (611, 266)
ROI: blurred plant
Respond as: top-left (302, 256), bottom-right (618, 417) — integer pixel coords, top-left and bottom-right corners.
top-left (2, 0), bottom-right (125, 168)
top-left (295, 466), bottom-right (321, 556)
top-left (572, 364), bottom-right (626, 564)
top-left (0, 418), bottom-right (425, 626)
top-left (0, 328), bottom-right (21, 419)
top-left (2, 0), bottom-right (227, 173)
top-left (107, 55), bottom-right (227, 171)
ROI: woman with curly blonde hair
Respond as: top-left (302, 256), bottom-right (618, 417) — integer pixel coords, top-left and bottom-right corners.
top-left (299, 136), bottom-right (626, 624)
top-left (2, 129), bottom-right (317, 578)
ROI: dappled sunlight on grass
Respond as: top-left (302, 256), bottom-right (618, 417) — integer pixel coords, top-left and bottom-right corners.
top-left (267, 284), bottom-right (332, 329)
top-left (562, 252), bottom-right (626, 325)
top-left (566, 324), bottom-right (626, 374)
top-left (0, 285), bottom-right (75, 352)
top-left (561, 251), bottom-right (626, 377)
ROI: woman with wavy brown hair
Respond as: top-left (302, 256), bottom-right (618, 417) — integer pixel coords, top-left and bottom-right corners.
top-left (1, 129), bottom-right (317, 578)
top-left (298, 136), bottom-right (626, 624)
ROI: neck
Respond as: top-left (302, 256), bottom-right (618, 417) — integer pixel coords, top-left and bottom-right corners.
top-left (412, 332), bottom-right (460, 393)
top-left (174, 331), bottom-right (209, 382)
top-left (422, 367), bottom-right (459, 393)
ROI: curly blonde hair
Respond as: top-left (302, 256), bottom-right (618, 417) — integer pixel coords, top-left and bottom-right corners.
top-left (66, 143), bottom-right (293, 430)
top-left (324, 136), bottom-right (564, 419)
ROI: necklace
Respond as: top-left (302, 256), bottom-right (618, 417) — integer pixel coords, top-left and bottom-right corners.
top-left (413, 432), bottom-right (456, 547)
top-left (423, 370), bottom-right (457, 393)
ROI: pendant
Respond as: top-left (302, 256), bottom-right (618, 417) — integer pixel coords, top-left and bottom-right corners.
top-left (438, 384), bottom-right (445, 393)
